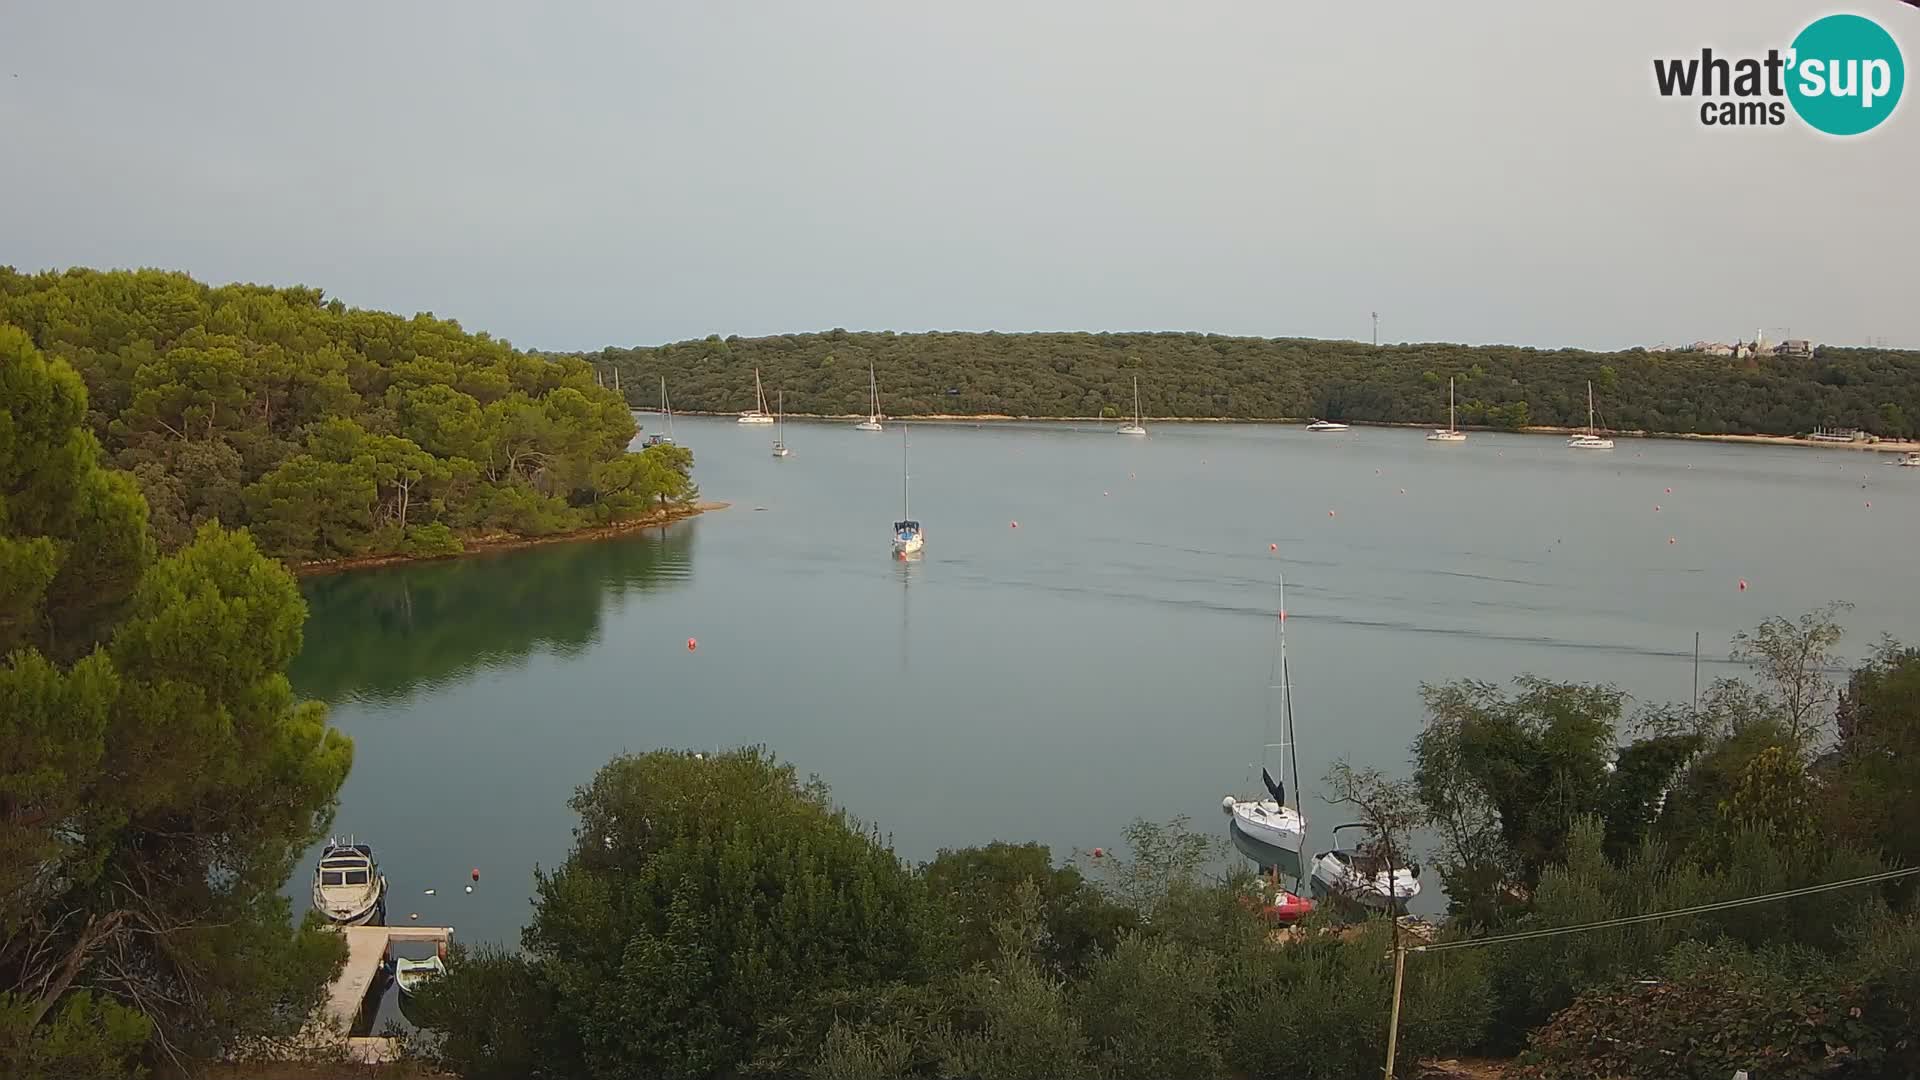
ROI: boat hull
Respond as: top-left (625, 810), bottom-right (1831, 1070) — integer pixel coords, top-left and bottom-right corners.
top-left (1228, 800), bottom-right (1305, 854)
top-left (855, 420), bottom-right (884, 431)
top-left (1568, 437), bottom-right (1614, 450)
top-left (892, 535), bottom-right (924, 558)
top-left (738, 413), bottom-right (773, 424)
top-left (1309, 853), bottom-right (1420, 910)
top-left (1116, 425), bottom-right (1146, 436)
top-left (1426, 431), bottom-right (1466, 442)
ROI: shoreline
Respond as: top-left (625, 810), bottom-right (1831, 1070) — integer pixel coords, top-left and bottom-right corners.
top-left (648, 410), bottom-right (1920, 454)
top-left (292, 501), bottom-right (729, 577)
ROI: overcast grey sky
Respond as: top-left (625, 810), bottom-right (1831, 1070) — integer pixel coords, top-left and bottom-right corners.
top-left (2, 1), bottom-right (1914, 351)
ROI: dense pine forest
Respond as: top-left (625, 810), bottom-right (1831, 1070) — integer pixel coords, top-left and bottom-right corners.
top-left (587, 330), bottom-right (1920, 437)
top-left (0, 268), bottom-right (696, 565)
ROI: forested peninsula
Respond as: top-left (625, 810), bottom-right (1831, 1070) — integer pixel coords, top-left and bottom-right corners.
top-left (588, 330), bottom-right (1920, 438)
top-left (0, 268), bottom-right (697, 567)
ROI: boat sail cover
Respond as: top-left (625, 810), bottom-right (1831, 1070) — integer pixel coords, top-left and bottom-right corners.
top-left (1262, 767), bottom-right (1286, 807)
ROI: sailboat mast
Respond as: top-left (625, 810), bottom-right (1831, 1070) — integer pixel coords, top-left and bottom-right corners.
top-left (902, 427), bottom-right (910, 518)
top-left (1279, 575), bottom-right (1301, 824)
top-left (1588, 380), bottom-right (1595, 435)
top-left (1133, 375), bottom-right (1141, 426)
top-left (1449, 377), bottom-right (1456, 432)
top-left (661, 377), bottom-right (675, 438)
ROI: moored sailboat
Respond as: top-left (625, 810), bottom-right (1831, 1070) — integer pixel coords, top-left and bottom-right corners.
top-left (1427, 377), bottom-right (1467, 442)
top-left (1568, 381), bottom-right (1614, 450)
top-left (738, 368), bottom-right (774, 424)
top-left (1117, 375), bottom-right (1147, 436)
top-left (855, 363), bottom-right (885, 431)
top-left (891, 425), bottom-right (923, 558)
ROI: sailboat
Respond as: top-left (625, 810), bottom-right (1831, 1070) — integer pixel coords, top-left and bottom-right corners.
top-left (855, 363), bottom-right (885, 431)
top-left (1568, 380), bottom-right (1614, 450)
top-left (891, 426), bottom-right (923, 558)
top-left (738, 368), bottom-right (775, 424)
top-left (1427, 377), bottom-right (1467, 442)
top-left (771, 390), bottom-right (791, 457)
top-left (1116, 375), bottom-right (1147, 436)
top-left (645, 377), bottom-right (676, 447)
top-left (1223, 576), bottom-right (1306, 862)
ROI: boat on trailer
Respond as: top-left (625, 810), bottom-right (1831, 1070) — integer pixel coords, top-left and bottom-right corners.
top-left (312, 838), bottom-right (387, 926)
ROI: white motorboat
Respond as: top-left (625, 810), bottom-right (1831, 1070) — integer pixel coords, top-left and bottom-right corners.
top-left (1893, 451), bottom-right (1920, 467)
top-left (738, 368), bottom-right (775, 424)
top-left (891, 425), bottom-right (923, 558)
top-left (1222, 576), bottom-right (1306, 859)
top-left (311, 838), bottom-right (387, 926)
top-left (855, 362), bottom-right (885, 431)
top-left (771, 390), bottom-right (791, 457)
top-left (1306, 419), bottom-right (1349, 432)
top-left (1427, 377), bottom-right (1467, 442)
top-left (1568, 381), bottom-right (1614, 450)
top-left (1308, 822), bottom-right (1421, 911)
top-left (1116, 375), bottom-right (1147, 436)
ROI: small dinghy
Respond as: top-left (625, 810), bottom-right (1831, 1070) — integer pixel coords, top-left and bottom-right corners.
top-left (1241, 870), bottom-right (1316, 926)
top-left (394, 953), bottom-right (446, 998)
top-left (311, 838), bottom-right (387, 926)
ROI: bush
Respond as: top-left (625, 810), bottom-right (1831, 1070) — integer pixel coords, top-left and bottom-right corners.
top-left (401, 522), bottom-right (463, 558)
top-left (1075, 933), bottom-right (1222, 1080)
top-left (0, 991), bottom-right (152, 1080)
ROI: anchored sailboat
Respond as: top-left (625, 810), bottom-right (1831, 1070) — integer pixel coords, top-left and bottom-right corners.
top-left (855, 363), bottom-right (884, 431)
top-left (891, 425), bottom-right (923, 558)
top-left (1427, 377), bottom-right (1466, 442)
top-left (738, 368), bottom-right (774, 424)
top-left (1117, 375), bottom-right (1147, 436)
top-left (1223, 576), bottom-right (1306, 862)
top-left (645, 377), bottom-right (676, 447)
top-left (771, 390), bottom-right (791, 457)
top-left (1568, 381), bottom-right (1613, 450)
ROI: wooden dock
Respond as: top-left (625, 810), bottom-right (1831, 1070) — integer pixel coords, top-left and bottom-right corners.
top-left (323, 924), bottom-right (454, 1034)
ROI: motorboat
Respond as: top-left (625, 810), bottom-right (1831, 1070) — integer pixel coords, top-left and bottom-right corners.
top-left (738, 368), bottom-right (774, 424)
top-left (1241, 871), bottom-right (1316, 926)
top-left (311, 838), bottom-right (387, 926)
top-left (1893, 451), bottom-right (1920, 467)
top-left (1427, 377), bottom-right (1467, 442)
top-left (1306, 419), bottom-right (1349, 432)
top-left (1116, 375), bottom-right (1147, 436)
top-left (395, 953), bottom-right (446, 998)
top-left (1308, 822), bottom-right (1421, 911)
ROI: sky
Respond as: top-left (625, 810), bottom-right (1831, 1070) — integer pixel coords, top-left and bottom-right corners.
top-left (2, 1), bottom-right (1915, 352)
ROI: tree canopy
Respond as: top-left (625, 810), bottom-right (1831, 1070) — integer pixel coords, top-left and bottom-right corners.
top-left (586, 329), bottom-right (1920, 437)
top-left (2, 330), bottom-right (351, 1076)
top-left (0, 267), bottom-right (697, 566)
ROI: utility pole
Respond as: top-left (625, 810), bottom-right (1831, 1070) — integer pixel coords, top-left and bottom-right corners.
top-left (1372, 311), bottom-right (1379, 347)
top-left (1692, 631), bottom-right (1701, 723)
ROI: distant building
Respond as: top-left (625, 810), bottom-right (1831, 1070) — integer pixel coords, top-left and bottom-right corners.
top-left (1779, 338), bottom-right (1814, 358)
top-left (1699, 342), bottom-right (1734, 356)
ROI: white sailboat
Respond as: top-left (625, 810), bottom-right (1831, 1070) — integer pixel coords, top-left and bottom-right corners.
top-left (1222, 576), bottom-right (1306, 860)
top-left (855, 363), bottom-right (885, 431)
top-left (1116, 375), bottom-right (1147, 436)
top-left (1427, 377), bottom-right (1467, 442)
top-left (891, 426), bottom-right (923, 558)
top-left (738, 368), bottom-right (774, 424)
top-left (771, 390), bottom-right (791, 457)
top-left (645, 377), bottom-right (676, 447)
top-left (1568, 381), bottom-right (1614, 450)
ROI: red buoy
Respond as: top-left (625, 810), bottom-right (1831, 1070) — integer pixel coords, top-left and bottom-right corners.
top-left (1738, 579), bottom-right (1748, 591)
top-left (1269, 543), bottom-right (1278, 552)
top-left (1327, 509), bottom-right (1336, 518)
top-left (1665, 487), bottom-right (1673, 494)
top-left (1010, 521), bottom-right (1018, 528)
top-left (1091, 848), bottom-right (1104, 858)
top-left (687, 637), bottom-right (697, 651)
top-left (471, 868), bottom-right (480, 882)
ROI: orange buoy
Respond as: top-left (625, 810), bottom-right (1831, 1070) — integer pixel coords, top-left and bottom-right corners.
top-left (1269, 543), bottom-right (1278, 552)
top-left (687, 637), bottom-right (697, 651)
top-left (1739, 579), bottom-right (1748, 591)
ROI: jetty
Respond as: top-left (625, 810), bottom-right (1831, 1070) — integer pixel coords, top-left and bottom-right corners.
top-left (324, 924), bottom-right (454, 1062)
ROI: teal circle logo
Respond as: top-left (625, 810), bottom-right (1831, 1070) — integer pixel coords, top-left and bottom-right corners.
top-left (1787, 14), bottom-right (1904, 135)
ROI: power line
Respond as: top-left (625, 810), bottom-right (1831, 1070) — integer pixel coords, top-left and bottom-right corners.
top-left (1410, 865), bottom-right (1919, 954)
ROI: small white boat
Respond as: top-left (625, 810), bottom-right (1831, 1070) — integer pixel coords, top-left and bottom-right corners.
top-left (1893, 451), bottom-right (1920, 467)
top-left (1568, 381), bottom-right (1614, 450)
top-left (1222, 576), bottom-right (1306, 858)
top-left (1309, 823), bottom-right (1421, 911)
top-left (1116, 375), bottom-right (1147, 436)
top-left (855, 362), bottom-right (885, 431)
top-left (738, 368), bottom-right (775, 424)
top-left (1427, 377), bottom-right (1467, 442)
top-left (394, 953), bottom-right (446, 997)
top-left (1306, 419), bottom-right (1349, 432)
top-left (645, 377), bottom-right (676, 447)
top-left (771, 390), bottom-right (791, 457)
top-left (891, 426), bottom-right (923, 558)
top-left (311, 839), bottom-right (387, 926)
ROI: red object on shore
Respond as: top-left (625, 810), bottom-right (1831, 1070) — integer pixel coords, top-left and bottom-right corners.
top-left (1242, 889), bottom-right (1315, 925)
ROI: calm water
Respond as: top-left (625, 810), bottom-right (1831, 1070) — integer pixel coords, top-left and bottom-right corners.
top-left (288, 417), bottom-right (1917, 947)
